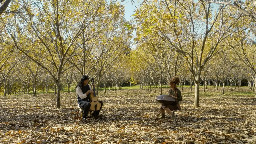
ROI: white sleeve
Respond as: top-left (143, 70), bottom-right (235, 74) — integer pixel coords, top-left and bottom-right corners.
top-left (76, 87), bottom-right (87, 99)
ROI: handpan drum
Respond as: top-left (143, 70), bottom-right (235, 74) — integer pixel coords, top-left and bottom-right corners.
top-left (156, 95), bottom-right (176, 105)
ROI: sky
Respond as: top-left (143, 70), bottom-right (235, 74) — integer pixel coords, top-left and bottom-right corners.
top-left (118, 0), bottom-right (142, 21)
top-left (117, 0), bottom-right (142, 49)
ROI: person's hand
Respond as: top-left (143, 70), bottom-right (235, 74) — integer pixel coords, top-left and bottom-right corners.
top-left (86, 90), bottom-right (93, 95)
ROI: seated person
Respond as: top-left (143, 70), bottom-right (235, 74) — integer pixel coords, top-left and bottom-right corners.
top-left (76, 75), bottom-right (103, 120)
top-left (160, 77), bottom-right (182, 118)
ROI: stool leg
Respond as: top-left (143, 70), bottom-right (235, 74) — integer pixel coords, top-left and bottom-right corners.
top-left (165, 108), bottom-right (175, 118)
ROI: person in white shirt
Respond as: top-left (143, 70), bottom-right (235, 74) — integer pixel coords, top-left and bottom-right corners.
top-left (76, 75), bottom-right (103, 120)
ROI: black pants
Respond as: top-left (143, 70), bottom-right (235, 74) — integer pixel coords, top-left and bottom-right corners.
top-left (81, 102), bottom-right (91, 118)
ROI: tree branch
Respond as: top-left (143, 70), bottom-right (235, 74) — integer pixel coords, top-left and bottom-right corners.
top-left (0, 0), bottom-right (11, 15)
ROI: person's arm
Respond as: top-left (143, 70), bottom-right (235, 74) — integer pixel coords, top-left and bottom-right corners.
top-left (169, 89), bottom-right (178, 100)
top-left (90, 85), bottom-right (96, 96)
top-left (173, 93), bottom-right (178, 100)
top-left (177, 89), bottom-right (182, 101)
top-left (76, 87), bottom-right (88, 99)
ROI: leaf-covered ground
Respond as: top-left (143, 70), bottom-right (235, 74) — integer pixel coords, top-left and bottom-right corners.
top-left (0, 88), bottom-right (255, 143)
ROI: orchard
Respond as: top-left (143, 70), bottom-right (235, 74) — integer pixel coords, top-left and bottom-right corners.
top-left (0, 0), bottom-right (255, 143)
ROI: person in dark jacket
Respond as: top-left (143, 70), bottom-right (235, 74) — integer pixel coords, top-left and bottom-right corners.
top-left (160, 76), bottom-right (182, 118)
top-left (76, 75), bottom-right (103, 120)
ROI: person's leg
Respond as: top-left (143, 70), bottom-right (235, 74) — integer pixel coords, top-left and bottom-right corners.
top-left (82, 102), bottom-right (91, 119)
top-left (99, 101), bottom-right (103, 110)
top-left (164, 107), bottom-right (175, 119)
top-left (165, 107), bottom-right (173, 116)
top-left (92, 101), bottom-right (103, 118)
top-left (177, 102), bottom-right (181, 110)
top-left (160, 106), bottom-right (165, 118)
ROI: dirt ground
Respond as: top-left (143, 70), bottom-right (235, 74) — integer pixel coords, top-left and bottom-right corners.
top-left (0, 87), bottom-right (255, 143)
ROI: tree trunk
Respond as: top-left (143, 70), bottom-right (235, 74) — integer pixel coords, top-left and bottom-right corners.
top-left (203, 79), bottom-right (206, 92)
top-left (82, 27), bottom-right (86, 75)
top-left (238, 79), bottom-right (241, 88)
top-left (55, 84), bottom-right (57, 95)
top-left (56, 81), bottom-right (61, 108)
top-left (160, 72), bottom-right (162, 95)
top-left (68, 83), bottom-right (70, 93)
top-left (194, 74), bottom-right (200, 107)
top-left (96, 78), bottom-right (100, 96)
top-left (33, 78), bottom-right (37, 97)
top-left (26, 82), bottom-right (30, 94)
top-left (252, 80), bottom-right (255, 91)
top-left (115, 83), bottom-right (117, 90)
top-left (23, 85), bottom-right (26, 94)
top-left (4, 79), bottom-right (7, 96)
top-left (222, 82), bottom-right (225, 94)
top-left (33, 85), bottom-right (37, 96)
top-left (181, 81), bottom-right (184, 91)
top-left (254, 77), bottom-right (256, 98)
top-left (194, 81), bottom-right (200, 107)
top-left (190, 78), bottom-right (193, 91)
top-left (6, 80), bottom-right (10, 95)
top-left (215, 81), bottom-right (218, 90)
top-left (248, 80), bottom-right (252, 90)
top-left (104, 83), bottom-right (107, 94)
top-left (46, 84), bottom-right (49, 93)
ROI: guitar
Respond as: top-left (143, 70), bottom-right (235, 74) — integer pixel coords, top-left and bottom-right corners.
top-left (89, 78), bottom-right (101, 111)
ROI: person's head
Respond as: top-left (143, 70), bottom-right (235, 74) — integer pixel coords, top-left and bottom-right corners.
top-left (78, 75), bottom-right (89, 87)
top-left (170, 76), bottom-right (180, 88)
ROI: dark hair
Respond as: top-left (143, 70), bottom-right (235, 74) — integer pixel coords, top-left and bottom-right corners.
top-left (170, 77), bottom-right (180, 85)
top-left (77, 75), bottom-right (89, 88)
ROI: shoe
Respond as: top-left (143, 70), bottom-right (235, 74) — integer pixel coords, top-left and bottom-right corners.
top-left (94, 114), bottom-right (102, 119)
top-left (82, 118), bottom-right (87, 122)
top-left (92, 111), bottom-right (100, 119)
top-left (95, 114), bottom-right (104, 120)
